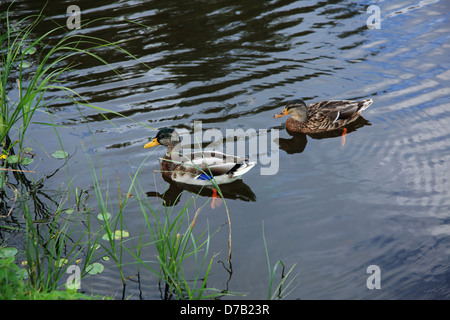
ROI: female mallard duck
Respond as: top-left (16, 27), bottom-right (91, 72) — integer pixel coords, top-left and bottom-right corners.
top-left (274, 98), bottom-right (373, 133)
top-left (144, 128), bottom-right (256, 186)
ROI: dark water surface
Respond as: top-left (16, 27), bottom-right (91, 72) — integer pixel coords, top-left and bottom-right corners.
top-left (6, 0), bottom-right (450, 299)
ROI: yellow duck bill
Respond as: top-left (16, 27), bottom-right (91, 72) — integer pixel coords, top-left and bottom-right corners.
top-left (143, 138), bottom-right (160, 149)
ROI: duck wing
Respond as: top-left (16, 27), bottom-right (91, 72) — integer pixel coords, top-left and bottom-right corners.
top-left (181, 151), bottom-right (252, 180)
top-left (312, 100), bottom-right (372, 123)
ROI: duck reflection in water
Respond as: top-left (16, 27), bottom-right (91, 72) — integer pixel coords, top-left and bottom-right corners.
top-left (147, 176), bottom-right (256, 207)
top-left (276, 116), bottom-right (371, 154)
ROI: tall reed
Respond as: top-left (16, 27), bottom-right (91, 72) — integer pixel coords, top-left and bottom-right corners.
top-left (0, 3), bottom-right (148, 156)
top-left (0, 3), bottom-right (147, 296)
top-left (0, 4), bottom-right (298, 300)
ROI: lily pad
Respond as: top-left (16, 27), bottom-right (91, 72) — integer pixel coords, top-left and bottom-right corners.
top-left (97, 212), bottom-right (111, 221)
top-left (55, 258), bottom-right (69, 268)
top-left (102, 230), bottom-right (129, 241)
top-left (5, 155), bottom-right (19, 164)
top-left (114, 230), bottom-right (129, 240)
top-left (20, 157), bottom-right (34, 166)
top-left (5, 154), bottom-right (34, 166)
top-left (21, 61), bottom-right (31, 69)
top-left (86, 262), bottom-right (104, 275)
top-left (52, 150), bottom-right (68, 159)
top-left (24, 47), bottom-right (36, 55)
top-left (0, 247), bottom-right (18, 258)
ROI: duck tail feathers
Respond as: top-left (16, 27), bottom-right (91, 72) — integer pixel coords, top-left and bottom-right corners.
top-left (228, 161), bottom-right (256, 177)
top-left (359, 98), bottom-right (373, 112)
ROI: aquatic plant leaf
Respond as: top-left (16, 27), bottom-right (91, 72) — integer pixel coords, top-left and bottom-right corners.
top-left (6, 155), bottom-right (19, 164)
top-left (0, 247), bottom-right (18, 258)
top-left (17, 268), bottom-right (29, 280)
top-left (24, 47), bottom-right (36, 55)
top-left (114, 230), bottom-right (129, 240)
top-left (52, 150), bottom-right (68, 159)
top-left (20, 157), bottom-right (34, 166)
top-left (21, 61), bottom-right (31, 68)
top-left (86, 262), bottom-right (104, 275)
top-left (56, 258), bottom-right (69, 268)
top-left (97, 212), bottom-right (111, 220)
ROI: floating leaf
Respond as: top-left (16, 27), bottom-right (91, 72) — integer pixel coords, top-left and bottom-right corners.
top-left (6, 155), bottom-right (19, 164)
top-left (86, 262), bottom-right (104, 275)
top-left (102, 230), bottom-right (129, 241)
top-left (52, 150), bottom-right (68, 159)
top-left (20, 157), bottom-right (34, 166)
top-left (66, 209), bottom-right (75, 215)
top-left (21, 61), bottom-right (31, 68)
top-left (114, 230), bottom-right (129, 240)
top-left (102, 255), bottom-right (110, 261)
top-left (24, 47), bottom-right (36, 55)
top-left (4, 154), bottom-right (33, 165)
top-left (0, 247), bottom-right (18, 258)
top-left (55, 258), bottom-right (69, 268)
top-left (97, 212), bottom-right (111, 221)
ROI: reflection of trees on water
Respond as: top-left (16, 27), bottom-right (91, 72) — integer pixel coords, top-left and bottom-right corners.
top-left (0, 142), bottom-right (83, 265)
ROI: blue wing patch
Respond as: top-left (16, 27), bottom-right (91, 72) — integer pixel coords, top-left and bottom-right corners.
top-left (197, 174), bottom-right (213, 181)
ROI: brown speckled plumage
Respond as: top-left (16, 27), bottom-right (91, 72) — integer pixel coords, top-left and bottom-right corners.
top-left (275, 99), bottom-right (373, 133)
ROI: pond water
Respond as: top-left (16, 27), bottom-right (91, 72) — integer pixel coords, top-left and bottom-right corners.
top-left (5, 0), bottom-right (450, 299)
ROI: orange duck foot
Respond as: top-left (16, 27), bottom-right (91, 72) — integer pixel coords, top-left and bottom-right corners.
top-left (211, 188), bottom-right (223, 209)
top-left (341, 128), bottom-right (347, 146)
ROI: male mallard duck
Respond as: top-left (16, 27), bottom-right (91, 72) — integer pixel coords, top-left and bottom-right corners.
top-left (274, 98), bottom-right (373, 134)
top-left (144, 128), bottom-right (256, 186)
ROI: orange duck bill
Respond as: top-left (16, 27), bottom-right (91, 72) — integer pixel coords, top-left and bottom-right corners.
top-left (274, 108), bottom-right (289, 118)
